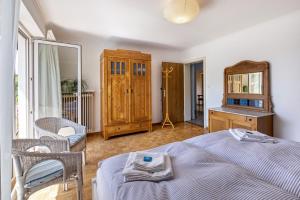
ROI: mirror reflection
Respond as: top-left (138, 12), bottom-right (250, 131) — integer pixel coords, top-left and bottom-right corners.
top-left (228, 72), bottom-right (263, 94)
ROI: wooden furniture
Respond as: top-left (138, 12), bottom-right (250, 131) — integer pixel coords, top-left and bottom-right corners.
top-left (197, 94), bottom-right (204, 111)
top-left (209, 108), bottom-right (273, 136)
top-left (209, 60), bottom-right (274, 136)
top-left (162, 66), bottom-right (175, 128)
top-left (162, 62), bottom-right (184, 123)
top-left (12, 139), bottom-right (83, 200)
top-left (223, 60), bottom-right (272, 112)
top-left (197, 95), bottom-right (204, 104)
top-left (100, 49), bottom-right (152, 139)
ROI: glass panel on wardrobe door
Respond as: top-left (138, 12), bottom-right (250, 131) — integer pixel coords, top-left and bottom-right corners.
top-left (37, 43), bottom-right (80, 124)
top-left (133, 63), bottom-right (137, 75)
top-left (116, 62), bottom-right (120, 74)
top-left (142, 64), bottom-right (146, 76)
top-left (138, 63), bottom-right (141, 76)
top-left (121, 62), bottom-right (125, 75)
top-left (111, 62), bottom-right (115, 74)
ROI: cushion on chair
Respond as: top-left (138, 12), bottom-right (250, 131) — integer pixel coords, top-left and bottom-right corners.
top-left (58, 126), bottom-right (76, 137)
top-left (67, 134), bottom-right (84, 146)
top-left (25, 160), bottom-right (64, 188)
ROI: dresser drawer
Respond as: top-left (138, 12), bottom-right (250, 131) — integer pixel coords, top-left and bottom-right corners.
top-left (209, 109), bottom-right (260, 133)
top-left (210, 110), bottom-right (246, 121)
top-left (131, 122), bottom-right (149, 130)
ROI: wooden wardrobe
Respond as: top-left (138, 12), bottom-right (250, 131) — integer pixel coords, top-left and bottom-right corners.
top-left (100, 49), bottom-right (152, 139)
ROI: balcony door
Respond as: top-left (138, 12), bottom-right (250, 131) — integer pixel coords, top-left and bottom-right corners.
top-left (33, 40), bottom-right (82, 132)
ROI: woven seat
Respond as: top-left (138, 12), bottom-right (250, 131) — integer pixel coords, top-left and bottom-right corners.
top-left (12, 139), bottom-right (83, 200)
top-left (24, 160), bottom-right (64, 188)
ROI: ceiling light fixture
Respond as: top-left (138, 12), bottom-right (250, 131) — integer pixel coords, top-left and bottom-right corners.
top-left (163, 0), bottom-right (200, 24)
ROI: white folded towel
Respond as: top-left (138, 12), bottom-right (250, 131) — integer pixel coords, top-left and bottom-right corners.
top-left (122, 152), bottom-right (173, 182)
top-left (133, 152), bottom-right (166, 172)
top-left (229, 128), bottom-right (278, 143)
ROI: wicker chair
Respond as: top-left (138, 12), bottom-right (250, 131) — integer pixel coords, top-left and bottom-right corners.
top-left (12, 139), bottom-right (83, 200)
top-left (35, 117), bottom-right (87, 163)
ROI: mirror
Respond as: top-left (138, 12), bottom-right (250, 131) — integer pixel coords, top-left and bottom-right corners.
top-left (228, 72), bottom-right (263, 94)
top-left (223, 60), bottom-right (271, 112)
top-left (249, 72), bottom-right (263, 94)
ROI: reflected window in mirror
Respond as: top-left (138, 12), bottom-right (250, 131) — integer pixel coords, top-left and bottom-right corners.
top-left (228, 74), bottom-right (249, 94)
top-left (223, 61), bottom-right (271, 112)
top-left (249, 72), bottom-right (263, 94)
top-left (228, 72), bottom-right (262, 94)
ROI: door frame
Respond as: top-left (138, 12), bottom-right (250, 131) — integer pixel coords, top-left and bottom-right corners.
top-left (33, 40), bottom-right (82, 130)
top-left (183, 57), bottom-right (207, 128)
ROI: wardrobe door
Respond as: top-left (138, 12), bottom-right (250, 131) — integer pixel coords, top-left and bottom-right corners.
top-left (107, 58), bottom-right (130, 124)
top-left (131, 60), bottom-right (151, 122)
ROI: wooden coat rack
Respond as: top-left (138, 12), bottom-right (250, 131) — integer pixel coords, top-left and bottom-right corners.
top-left (162, 66), bottom-right (175, 129)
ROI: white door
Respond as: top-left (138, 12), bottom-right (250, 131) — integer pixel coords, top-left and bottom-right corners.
top-left (34, 40), bottom-right (82, 131)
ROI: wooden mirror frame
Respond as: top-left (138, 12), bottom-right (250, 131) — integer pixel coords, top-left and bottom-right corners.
top-left (222, 60), bottom-right (272, 112)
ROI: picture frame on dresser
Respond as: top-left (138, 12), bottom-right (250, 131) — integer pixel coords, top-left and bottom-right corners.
top-left (209, 60), bottom-right (274, 136)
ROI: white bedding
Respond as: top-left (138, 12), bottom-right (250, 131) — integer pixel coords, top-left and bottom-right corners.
top-left (93, 130), bottom-right (300, 200)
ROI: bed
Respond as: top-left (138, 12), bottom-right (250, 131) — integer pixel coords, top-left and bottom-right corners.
top-left (92, 130), bottom-right (300, 200)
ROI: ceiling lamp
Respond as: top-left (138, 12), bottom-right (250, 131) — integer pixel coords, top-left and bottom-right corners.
top-left (163, 0), bottom-right (200, 24)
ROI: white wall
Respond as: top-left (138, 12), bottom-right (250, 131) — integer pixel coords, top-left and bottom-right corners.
top-left (182, 9), bottom-right (300, 141)
top-left (53, 27), bottom-right (182, 132)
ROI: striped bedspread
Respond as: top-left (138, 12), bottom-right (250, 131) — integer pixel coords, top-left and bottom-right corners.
top-left (96, 132), bottom-right (300, 200)
top-left (186, 130), bottom-right (300, 198)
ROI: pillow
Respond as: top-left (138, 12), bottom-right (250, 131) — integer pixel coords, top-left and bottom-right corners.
top-left (27, 146), bottom-right (51, 153)
top-left (58, 127), bottom-right (75, 137)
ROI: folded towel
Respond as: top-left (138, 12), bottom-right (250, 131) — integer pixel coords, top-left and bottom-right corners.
top-left (229, 128), bottom-right (278, 143)
top-left (133, 152), bottom-right (166, 172)
top-left (122, 152), bottom-right (173, 182)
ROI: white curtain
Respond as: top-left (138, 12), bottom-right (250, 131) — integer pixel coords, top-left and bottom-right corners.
top-left (38, 44), bottom-right (62, 118)
top-left (0, 0), bottom-right (20, 199)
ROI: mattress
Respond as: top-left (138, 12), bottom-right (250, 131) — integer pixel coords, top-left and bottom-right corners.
top-left (94, 130), bottom-right (300, 200)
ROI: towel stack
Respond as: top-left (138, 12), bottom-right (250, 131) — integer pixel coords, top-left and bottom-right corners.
top-left (122, 152), bottom-right (173, 182)
top-left (229, 128), bottom-right (278, 143)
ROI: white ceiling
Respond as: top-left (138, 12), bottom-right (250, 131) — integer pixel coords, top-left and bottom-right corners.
top-left (35, 0), bottom-right (300, 49)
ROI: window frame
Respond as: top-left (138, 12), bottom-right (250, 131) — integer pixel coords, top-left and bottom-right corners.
top-left (14, 26), bottom-right (32, 138)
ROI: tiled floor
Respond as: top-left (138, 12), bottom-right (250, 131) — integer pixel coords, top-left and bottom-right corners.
top-left (29, 122), bottom-right (206, 200)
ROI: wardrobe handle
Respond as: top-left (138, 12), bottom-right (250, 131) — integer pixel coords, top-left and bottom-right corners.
top-left (126, 89), bottom-right (129, 94)
top-left (131, 89), bottom-right (134, 93)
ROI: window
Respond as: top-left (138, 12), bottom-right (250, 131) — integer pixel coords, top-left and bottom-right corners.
top-left (15, 30), bottom-right (30, 138)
